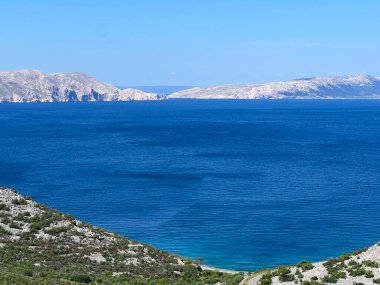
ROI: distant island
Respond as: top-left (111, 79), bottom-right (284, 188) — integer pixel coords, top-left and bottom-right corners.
top-left (0, 70), bottom-right (159, 103)
top-left (169, 75), bottom-right (380, 100)
top-left (1, 187), bottom-right (380, 285)
top-left (1, 70), bottom-right (380, 103)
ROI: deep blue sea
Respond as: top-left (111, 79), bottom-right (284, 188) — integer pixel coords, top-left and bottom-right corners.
top-left (1, 100), bottom-right (380, 271)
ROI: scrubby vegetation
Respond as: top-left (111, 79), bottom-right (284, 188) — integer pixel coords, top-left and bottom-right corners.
top-left (249, 246), bottom-right (380, 284)
top-left (297, 260), bottom-right (314, 272)
top-left (0, 187), bottom-right (244, 284)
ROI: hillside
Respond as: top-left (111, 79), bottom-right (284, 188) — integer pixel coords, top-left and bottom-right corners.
top-left (242, 245), bottom-right (380, 285)
top-left (168, 75), bottom-right (380, 99)
top-left (0, 187), bottom-right (243, 284)
top-left (0, 70), bottom-right (158, 102)
top-left (2, 186), bottom-right (380, 285)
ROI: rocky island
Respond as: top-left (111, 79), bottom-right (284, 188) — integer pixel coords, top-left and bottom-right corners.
top-left (0, 70), bottom-right (158, 102)
top-left (169, 75), bottom-right (380, 99)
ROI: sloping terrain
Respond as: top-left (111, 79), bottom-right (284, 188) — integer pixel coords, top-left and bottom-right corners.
top-left (243, 244), bottom-right (380, 285)
top-left (0, 187), bottom-right (243, 284)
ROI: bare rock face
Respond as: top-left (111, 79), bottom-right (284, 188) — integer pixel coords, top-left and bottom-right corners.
top-left (169, 75), bottom-right (380, 99)
top-left (0, 70), bottom-right (158, 102)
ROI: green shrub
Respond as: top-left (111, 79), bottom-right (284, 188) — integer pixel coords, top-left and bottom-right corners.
top-left (258, 272), bottom-right (272, 285)
top-left (365, 270), bottom-right (374, 278)
top-left (302, 281), bottom-right (323, 285)
top-left (12, 198), bottom-right (27, 205)
top-left (274, 267), bottom-right (295, 282)
top-left (44, 226), bottom-right (69, 236)
top-left (297, 260), bottom-right (314, 271)
top-left (0, 203), bottom-right (10, 211)
top-left (295, 269), bottom-right (304, 278)
top-left (337, 253), bottom-right (351, 261)
top-left (0, 226), bottom-right (10, 236)
top-left (348, 260), bottom-right (359, 266)
top-left (69, 274), bottom-right (92, 283)
top-left (323, 258), bottom-right (338, 268)
top-left (64, 214), bottom-right (76, 221)
top-left (23, 269), bottom-right (33, 277)
top-left (15, 213), bottom-right (30, 222)
top-left (348, 267), bottom-right (366, 276)
top-left (363, 260), bottom-right (378, 268)
top-left (2, 216), bottom-right (10, 224)
top-left (29, 223), bottom-right (42, 234)
top-left (10, 222), bottom-right (22, 229)
top-left (373, 278), bottom-right (380, 284)
top-left (322, 270), bottom-right (346, 283)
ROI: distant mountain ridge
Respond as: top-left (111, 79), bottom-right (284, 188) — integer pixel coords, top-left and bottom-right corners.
top-left (2, 71), bottom-right (380, 102)
top-left (0, 70), bottom-right (158, 102)
top-left (168, 74), bottom-right (380, 99)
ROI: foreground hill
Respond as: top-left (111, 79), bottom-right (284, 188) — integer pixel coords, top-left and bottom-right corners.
top-left (169, 75), bottom-right (380, 99)
top-left (0, 70), bottom-right (158, 102)
top-left (242, 248), bottom-right (380, 285)
top-left (0, 187), bottom-right (242, 284)
top-left (2, 186), bottom-right (380, 285)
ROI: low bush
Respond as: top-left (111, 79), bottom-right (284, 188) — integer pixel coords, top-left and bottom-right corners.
top-left (69, 274), bottom-right (92, 283)
top-left (363, 260), bottom-right (378, 268)
top-left (44, 226), bottom-right (70, 236)
top-left (11, 198), bottom-right (27, 205)
top-left (297, 260), bottom-right (314, 271)
top-left (0, 203), bottom-right (10, 211)
top-left (258, 272), bottom-right (272, 285)
top-left (0, 226), bottom-right (10, 236)
top-left (348, 267), bottom-right (366, 277)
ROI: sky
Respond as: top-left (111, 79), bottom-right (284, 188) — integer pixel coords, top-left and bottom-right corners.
top-left (1, 0), bottom-right (379, 86)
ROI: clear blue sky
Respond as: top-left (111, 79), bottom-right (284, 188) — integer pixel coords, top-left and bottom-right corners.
top-left (1, 0), bottom-right (379, 86)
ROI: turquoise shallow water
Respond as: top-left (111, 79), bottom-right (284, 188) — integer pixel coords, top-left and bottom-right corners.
top-left (1, 100), bottom-right (380, 271)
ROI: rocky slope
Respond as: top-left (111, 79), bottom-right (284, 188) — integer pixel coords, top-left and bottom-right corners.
top-left (0, 187), bottom-right (243, 284)
top-left (2, 186), bottom-right (379, 285)
top-left (169, 75), bottom-right (380, 99)
top-left (0, 70), bottom-right (158, 102)
top-left (242, 245), bottom-right (380, 285)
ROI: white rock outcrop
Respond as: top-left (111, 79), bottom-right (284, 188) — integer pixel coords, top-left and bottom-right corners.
top-left (169, 75), bottom-right (380, 99)
top-left (0, 70), bottom-right (158, 102)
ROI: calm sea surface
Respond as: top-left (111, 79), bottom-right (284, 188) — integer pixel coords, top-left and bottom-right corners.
top-left (1, 100), bottom-right (380, 271)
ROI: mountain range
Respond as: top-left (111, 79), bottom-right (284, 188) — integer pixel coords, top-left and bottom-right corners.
top-left (1, 70), bottom-right (380, 102)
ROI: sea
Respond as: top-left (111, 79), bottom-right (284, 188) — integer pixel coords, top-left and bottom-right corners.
top-left (1, 99), bottom-right (380, 271)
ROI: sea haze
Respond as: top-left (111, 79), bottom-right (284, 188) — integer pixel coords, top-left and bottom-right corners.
top-left (1, 100), bottom-right (380, 271)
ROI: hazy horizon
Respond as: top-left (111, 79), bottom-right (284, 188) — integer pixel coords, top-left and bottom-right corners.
top-left (1, 1), bottom-right (380, 86)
